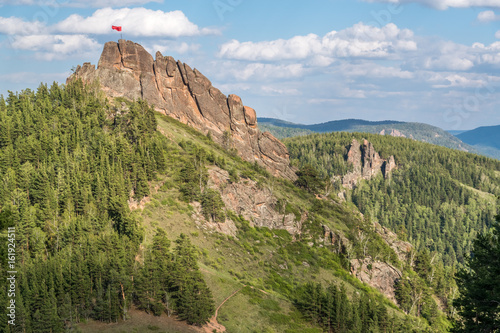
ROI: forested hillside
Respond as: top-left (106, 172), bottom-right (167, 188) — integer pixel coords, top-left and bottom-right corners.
top-left (284, 132), bottom-right (500, 267)
top-left (0, 81), bottom-right (450, 332)
top-left (0, 82), bottom-right (214, 331)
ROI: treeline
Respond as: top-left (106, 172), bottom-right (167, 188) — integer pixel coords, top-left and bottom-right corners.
top-left (284, 132), bottom-right (500, 266)
top-left (0, 81), bottom-right (214, 332)
top-left (0, 229), bottom-right (213, 332)
top-left (293, 282), bottom-right (432, 332)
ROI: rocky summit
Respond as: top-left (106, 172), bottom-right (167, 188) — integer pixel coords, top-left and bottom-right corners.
top-left (68, 40), bottom-right (296, 180)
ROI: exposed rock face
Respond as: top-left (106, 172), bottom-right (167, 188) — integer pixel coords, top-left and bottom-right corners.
top-left (207, 166), bottom-right (304, 234)
top-left (350, 258), bottom-right (402, 305)
top-left (321, 224), bottom-right (352, 255)
top-left (382, 155), bottom-right (396, 180)
top-left (69, 40), bottom-right (295, 180)
top-left (380, 129), bottom-right (406, 138)
top-left (342, 139), bottom-right (396, 188)
top-left (191, 201), bottom-right (238, 237)
top-left (374, 221), bottom-right (412, 262)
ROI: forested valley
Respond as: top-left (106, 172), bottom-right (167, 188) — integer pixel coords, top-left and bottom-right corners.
top-left (284, 131), bottom-right (500, 331)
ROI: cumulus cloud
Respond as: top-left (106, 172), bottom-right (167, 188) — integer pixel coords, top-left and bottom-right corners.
top-left (10, 34), bottom-right (101, 60)
top-left (219, 23), bottom-right (417, 61)
top-left (337, 62), bottom-right (414, 79)
top-left (261, 86), bottom-right (301, 96)
top-left (0, 0), bottom-right (161, 7)
top-left (211, 61), bottom-right (307, 81)
top-left (148, 41), bottom-right (201, 55)
top-left (401, 39), bottom-right (500, 72)
top-left (0, 8), bottom-right (218, 39)
top-left (53, 8), bottom-right (219, 37)
top-left (0, 17), bottom-right (46, 35)
top-left (477, 10), bottom-right (499, 22)
top-left (0, 8), bottom-right (214, 61)
top-left (428, 73), bottom-right (490, 88)
top-left (363, 0), bottom-right (500, 9)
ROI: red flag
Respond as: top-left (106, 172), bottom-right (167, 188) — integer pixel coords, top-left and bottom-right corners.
top-left (112, 25), bottom-right (122, 32)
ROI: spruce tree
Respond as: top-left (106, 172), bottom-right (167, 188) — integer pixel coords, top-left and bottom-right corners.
top-left (454, 214), bottom-right (500, 332)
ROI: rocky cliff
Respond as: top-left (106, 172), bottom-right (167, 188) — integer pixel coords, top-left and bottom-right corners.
top-left (68, 40), bottom-right (296, 180)
top-left (350, 258), bottom-right (402, 305)
top-left (206, 166), bottom-right (304, 235)
top-left (342, 139), bottom-right (396, 189)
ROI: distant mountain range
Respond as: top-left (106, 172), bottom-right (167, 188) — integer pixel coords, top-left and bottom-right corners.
top-left (258, 117), bottom-right (500, 160)
top-left (456, 125), bottom-right (500, 159)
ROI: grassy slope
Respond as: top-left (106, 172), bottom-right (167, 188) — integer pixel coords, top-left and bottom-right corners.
top-left (80, 112), bottom-right (439, 332)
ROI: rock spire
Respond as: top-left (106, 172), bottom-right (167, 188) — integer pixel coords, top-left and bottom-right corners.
top-left (69, 40), bottom-right (296, 180)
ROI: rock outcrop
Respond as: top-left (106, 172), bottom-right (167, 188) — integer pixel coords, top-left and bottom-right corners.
top-left (68, 40), bottom-right (296, 180)
top-left (380, 129), bottom-right (406, 138)
top-left (207, 166), bottom-right (304, 234)
top-left (321, 224), bottom-right (352, 255)
top-left (350, 258), bottom-right (402, 305)
top-left (374, 221), bottom-right (412, 262)
top-left (342, 139), bottom-right (396, 188)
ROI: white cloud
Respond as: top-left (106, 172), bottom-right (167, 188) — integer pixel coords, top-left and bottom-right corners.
top-left (261, 86), bottom-right (301, 96)
top-left (10, 34), bottom-right (101, 60)
top-left (363, 0), bottom-right (500, 9)
top-left (402, 39), bottom-right (500, 72)
top-left (477, 10), bottom-right (499, 22)
top-left (53, 8), bottom-right (219, 37)
top-left (307, 98), bottom-right (344, 105)
top-left (148, 41), bottom-right (201, 55)
top-left (0, 17), bottom-right (46, 35)
top-left (338, 62), bottom-right (414, 79)
top-left (0, 8), bottom-right (214, 61)
top-left (430, 73), bottom-right (489, 88)
top-left (236, 63), bottom-right (306, 81)
top-left (0, 0), bottom-right (161, 7)
top-left (211, 61), bottom-right (306, 81)
top-left (219, 23), bottom-right (417, 62)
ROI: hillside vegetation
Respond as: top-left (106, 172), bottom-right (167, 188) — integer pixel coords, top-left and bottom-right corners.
top-left (0, 82), bottom-right (449, 332)
top-left (284, 132), bottom-right (500, 266)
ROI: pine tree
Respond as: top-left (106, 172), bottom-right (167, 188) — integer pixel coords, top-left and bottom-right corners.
top-left (454, 214), bottom-right (500, 332)
top-left (171, 234), bottom-right (214, 325)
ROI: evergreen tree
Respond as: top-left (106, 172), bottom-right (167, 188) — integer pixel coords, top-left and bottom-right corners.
top-left (294, 164), bottom-right (324, 193)
top-left (454, 214), bottom-right (500, 332)
top-left (201, 189), bottom-right (225, 222)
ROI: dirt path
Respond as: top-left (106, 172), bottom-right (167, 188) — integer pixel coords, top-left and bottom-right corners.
top-left (201, 285), bottom-right (272, 333)
top-left (202, 287), bottom-right (243, 333)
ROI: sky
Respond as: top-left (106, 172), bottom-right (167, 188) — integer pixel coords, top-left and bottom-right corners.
top-left (1, 1), bottom-right (500, 130)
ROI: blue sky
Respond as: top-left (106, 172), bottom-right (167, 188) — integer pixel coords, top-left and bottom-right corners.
top-left (1, 0), bottom-right (500, 129)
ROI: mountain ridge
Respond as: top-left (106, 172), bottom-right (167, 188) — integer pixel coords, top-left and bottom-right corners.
top-left (457, 125), bottom-right (500, 159)
top-left (258, 117), bottom-right (494, 157)
top-left (69, 40), bottom-right (296, 180)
